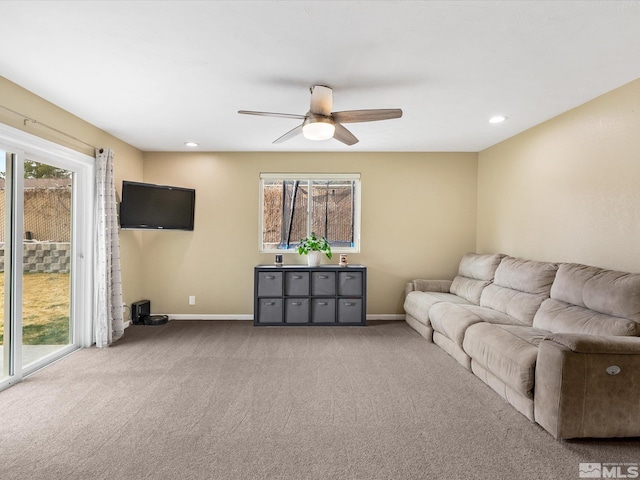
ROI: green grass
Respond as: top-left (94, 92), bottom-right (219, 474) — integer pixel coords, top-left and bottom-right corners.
top-left (21, 315), bottom-right (70, 345)
top-left (0, 273), bottom-right (70, 345)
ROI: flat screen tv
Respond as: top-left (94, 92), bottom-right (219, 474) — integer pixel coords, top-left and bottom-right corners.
top-left (119, 181), bottom-right (195, 230)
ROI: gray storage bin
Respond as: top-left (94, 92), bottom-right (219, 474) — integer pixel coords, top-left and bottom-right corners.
top-left (257, 298), bottom-right (283, 323)
top-left (285, 271), bottom-right (310, 296)
top-left (257, 271), bottom-right (283, 297)
top-left (338, 298), bottom-right (363, 323)
top-left (285, 298), bottom-right (309, 323)
top-left (338, 271), bottom-right (363, 296)
top-left (311, 271), bottom-right (336, 296)
top-left (311, 298), bottom-right (336, 323)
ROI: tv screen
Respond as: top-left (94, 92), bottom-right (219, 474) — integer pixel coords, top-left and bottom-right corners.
top-left (119, 181), bottom-right (195, 230)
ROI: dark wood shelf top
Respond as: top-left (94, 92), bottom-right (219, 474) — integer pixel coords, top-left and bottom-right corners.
top-left (256, 264), bottom-right (365, 269)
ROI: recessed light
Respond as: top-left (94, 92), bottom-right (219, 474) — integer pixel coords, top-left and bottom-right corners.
top-left (184, 141), bottom-right (199, 147)
top-left (489, 116), bottom-right (507, 124)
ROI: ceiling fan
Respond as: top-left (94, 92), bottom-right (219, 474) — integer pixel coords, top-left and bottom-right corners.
top-left (238, 85), bottom-right (402, 146)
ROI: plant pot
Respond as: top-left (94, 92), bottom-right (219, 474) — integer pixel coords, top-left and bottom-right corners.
top-left (307, 251), bottom-right (323, 267)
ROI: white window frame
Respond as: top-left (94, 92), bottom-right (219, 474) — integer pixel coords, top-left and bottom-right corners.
top-left (259, 173), bottom-right (361, 254)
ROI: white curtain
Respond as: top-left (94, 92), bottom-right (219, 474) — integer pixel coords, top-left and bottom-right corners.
top-left (94, 148), bottom-right (124, 347)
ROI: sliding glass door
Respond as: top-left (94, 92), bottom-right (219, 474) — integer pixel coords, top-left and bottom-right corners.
top-left (0, 124), bottom-right (93, 390)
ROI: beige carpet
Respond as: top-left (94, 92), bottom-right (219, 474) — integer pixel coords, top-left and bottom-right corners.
top-left (0, 320), bottom-right (638, 480)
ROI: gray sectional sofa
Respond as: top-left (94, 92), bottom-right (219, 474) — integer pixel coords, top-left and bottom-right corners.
top-left (404, 253), bottom-right (640, 439)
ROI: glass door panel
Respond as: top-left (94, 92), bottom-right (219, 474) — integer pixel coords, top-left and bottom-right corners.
top-left (21, 159), bottom-right (72, 367)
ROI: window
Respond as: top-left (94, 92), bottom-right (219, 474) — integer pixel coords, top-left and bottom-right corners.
top-left (259, 173), bottom-right (361, 253)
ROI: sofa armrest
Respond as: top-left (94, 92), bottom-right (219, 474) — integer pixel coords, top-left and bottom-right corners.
top-left (545, 333), bottom-right (640, 354)
top-left (535, 333), bottom-right (640, 439)
top-left (405, 279), bottom-right (452, 297)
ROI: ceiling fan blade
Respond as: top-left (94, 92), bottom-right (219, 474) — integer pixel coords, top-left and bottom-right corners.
top-left (333, 123), bottom-right (359, 146)
top-left (273, 124), bottom-right (303, 144)
top-left (238, 110), bottom-right (307, 120)
top-left (309, 85), bottom-right (333, 116)
top-left (332, 109), bottom-right (403, 124)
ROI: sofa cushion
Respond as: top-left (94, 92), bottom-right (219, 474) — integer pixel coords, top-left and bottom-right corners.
top-left (450, 276), bottom-right (488, 305)
top-left (430, 303), bottom-right (524, 347)
top-left (493, 256), bottom-right (558, 295)
top-left (463, 323), bottom-right (548, 398)
top-left (430, 303), bottom-right (484, 348)
top-left (532, 298), bottom-right (640, 336)
top-left (403, 291), bottom-right (471, 327)
top-left (462, 305), bottom-right (527, 326)
top-left (480, 256), bottom-right (558, 326)
top-left (550, 263), bottom-right (640, 322)
top-left (450, 253), bottom-right (504, 304)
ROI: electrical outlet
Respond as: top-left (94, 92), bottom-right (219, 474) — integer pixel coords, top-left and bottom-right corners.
top-left (189, 295), bottom-right (196, 305)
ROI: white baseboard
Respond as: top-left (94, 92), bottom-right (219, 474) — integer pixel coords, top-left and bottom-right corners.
top-left (168, 314), bottom-right (253, 321)
top-left (366, 314), bottom-right (406, 321)
top-left (165, 314), bottom-right (405, 321)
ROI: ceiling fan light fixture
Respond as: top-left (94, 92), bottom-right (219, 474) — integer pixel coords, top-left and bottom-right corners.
top-left (302, 116), bottom-right (335, 141)
top-left (239, 86), bottom-right (401, 146)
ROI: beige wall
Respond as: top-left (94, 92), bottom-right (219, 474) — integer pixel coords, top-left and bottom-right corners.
top-left (7, 71), bottom-right (640, 318)
top-left (477, 78), bottom-right (640, 272)
top-left (141, 152), bottom-right (478, 315)
top-left (0, 76), bottom-right (145, 308)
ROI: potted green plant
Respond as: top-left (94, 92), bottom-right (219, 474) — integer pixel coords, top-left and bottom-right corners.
top-left (298, 232), bottom-right (332, 266)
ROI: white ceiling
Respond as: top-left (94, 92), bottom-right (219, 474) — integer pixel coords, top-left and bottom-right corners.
top-left (1, 1), bottom-right (640, 152)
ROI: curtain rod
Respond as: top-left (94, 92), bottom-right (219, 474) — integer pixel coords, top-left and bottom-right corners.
top-left (0, 103), bottom-right (101, 152)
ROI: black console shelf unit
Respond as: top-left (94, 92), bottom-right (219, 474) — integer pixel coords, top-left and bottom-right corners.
top-left (254, 265), bottom-right (367, 326)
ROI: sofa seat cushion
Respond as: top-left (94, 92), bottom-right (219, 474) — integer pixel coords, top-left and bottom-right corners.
top-left (463, 323), bottom-right (549, 398)
top-left (403, 291), bottom-right (471, 327)
top-left (533, 298), bottom-right (640, 336)
top-left (430, 303), bottom-right (484, 348)
top-left (430, 303), bottom-right (525, 348)
top-left (480, 256), bottom-right (558, 326)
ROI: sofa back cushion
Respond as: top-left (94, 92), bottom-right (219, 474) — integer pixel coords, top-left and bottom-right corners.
top-left (532, 263), bottom-right (640, 335)
top-left (532, 299), bottom-right (640, 336)
top-left (480, 256), bottom-right (558, 325)
top-left (450, 253), bottom-right (504, 304)
top-left (551, 263), bottom-right (640, 322)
